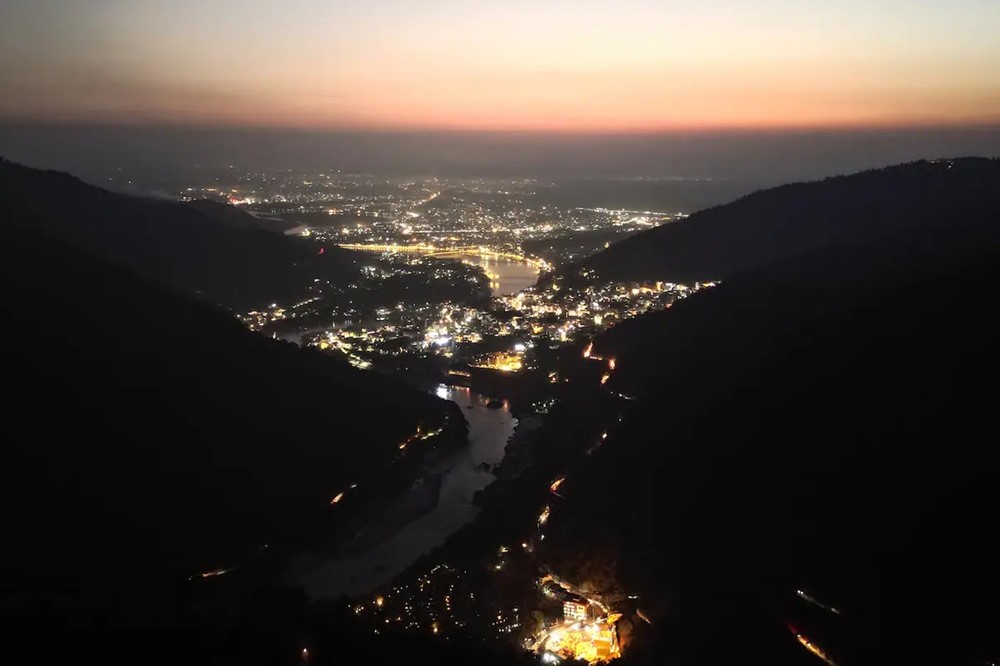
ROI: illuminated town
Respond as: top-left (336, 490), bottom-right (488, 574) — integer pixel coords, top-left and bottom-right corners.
top-left (280, 276), bottom-right (714, 379)
top-left (354, 564), bottom-right (625, 664)
top-left (178, 171), bottom-right (683, 268)
top-left (199, 169), bottom-right (711, 383)
top-left (241, 265), bottom-right (714, 376)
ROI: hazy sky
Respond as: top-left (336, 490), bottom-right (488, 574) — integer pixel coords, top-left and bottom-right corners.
top-left (1, 0), bottom-right (998, 131)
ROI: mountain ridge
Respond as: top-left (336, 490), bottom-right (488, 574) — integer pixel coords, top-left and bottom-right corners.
top-left (0, 157), bottom-right (360, 310)
top-left (558, 157), bottom-right (1000, 284)
top-left (536, 159), bottom-right (1000, 664)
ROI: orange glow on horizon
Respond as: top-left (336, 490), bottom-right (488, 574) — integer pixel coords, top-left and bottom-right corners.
top-left (2, 1), bottom-right (997, 133)
top-left (7, 55), bottom-right (998, 133)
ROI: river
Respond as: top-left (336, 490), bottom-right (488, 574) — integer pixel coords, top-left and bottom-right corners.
top-left (300, 384), bottom-right (517, 598)
top-left (456, 254), bottom-right (539, 297)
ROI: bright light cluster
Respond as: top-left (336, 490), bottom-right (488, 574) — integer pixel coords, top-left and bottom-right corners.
top-left (538, 618), bottom-right (621, 664)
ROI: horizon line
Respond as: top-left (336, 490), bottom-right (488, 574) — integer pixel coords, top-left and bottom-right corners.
top-left (2, 118), bottom-right (1000, 136)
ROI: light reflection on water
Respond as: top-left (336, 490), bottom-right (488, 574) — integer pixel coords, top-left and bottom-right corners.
top-left (455, 254), bottom-right (539, 296)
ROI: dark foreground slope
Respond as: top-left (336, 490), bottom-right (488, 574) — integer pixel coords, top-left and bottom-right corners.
top-left (0, 226), bottom-right (458, 627)
top-left (0, 158), bottom-right (359, 310)
top-left (543, 225), bottom-right (1000, 663)
top-left (565, 158), bottom-right (1000, 282)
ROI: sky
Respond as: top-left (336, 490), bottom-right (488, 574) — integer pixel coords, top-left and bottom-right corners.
top-left (1, 0), bottom-right (998, 132)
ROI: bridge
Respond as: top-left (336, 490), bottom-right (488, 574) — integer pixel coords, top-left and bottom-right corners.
top-left (337, 243), bottom-right (551, 271)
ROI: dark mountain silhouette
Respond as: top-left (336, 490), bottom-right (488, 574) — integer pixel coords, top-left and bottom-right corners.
top-left (560, 158), bottom-right (1000, 283)
top-left (0, 225), bottom-right (460, 626)
top-left (0, 157), bottom-right (358, 310)
top-left (538, 167), bottom-right (1000, 664)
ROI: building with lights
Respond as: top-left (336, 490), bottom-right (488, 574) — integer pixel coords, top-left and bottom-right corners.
top-left (563, 600), bottom-right (588, 622)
